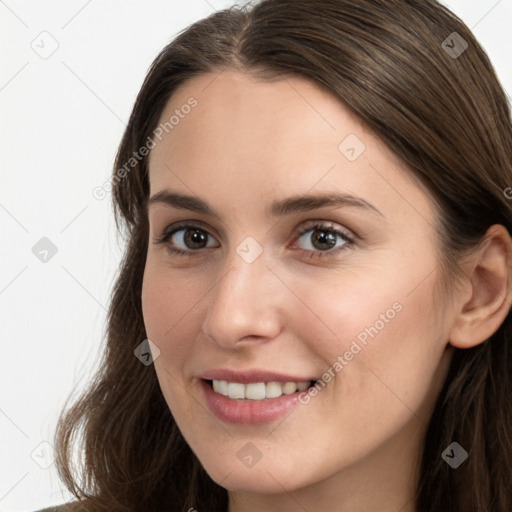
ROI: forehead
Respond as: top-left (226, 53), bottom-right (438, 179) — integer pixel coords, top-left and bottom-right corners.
top-left (147, 70), bottom-right (435, 226)
top-left (150, 70), bottom-right (358, 164)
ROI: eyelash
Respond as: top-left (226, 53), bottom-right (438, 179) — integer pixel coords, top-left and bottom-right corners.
top-left (153, 221), bottom-right (355, 260)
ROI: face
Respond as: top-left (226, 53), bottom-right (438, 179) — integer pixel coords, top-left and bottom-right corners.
top-left (142, 70), bottom-right (456, 500)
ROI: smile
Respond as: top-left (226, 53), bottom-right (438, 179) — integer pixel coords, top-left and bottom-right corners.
top-left (210, 379), bottom-right (314, 400)
top-left (200, 376), bottom-right (320, 424)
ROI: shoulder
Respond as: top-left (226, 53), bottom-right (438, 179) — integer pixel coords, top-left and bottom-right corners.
top-left (32, 504), bottom-right (88, 512)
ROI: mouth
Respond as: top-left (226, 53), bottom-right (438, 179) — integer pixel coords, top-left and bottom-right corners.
top-left (198, 369), bottom-right (322, 424)
top-left (200, 377), bottom-right (319, 424)
top-left (205, 379), bottom-right (318, 400)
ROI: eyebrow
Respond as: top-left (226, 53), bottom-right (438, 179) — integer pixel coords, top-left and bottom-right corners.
top-left (148, 190), bottom-right (384, 218)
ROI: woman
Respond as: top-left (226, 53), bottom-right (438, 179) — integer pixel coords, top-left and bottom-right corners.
top-left (40, 0), bottom-right (512, 511)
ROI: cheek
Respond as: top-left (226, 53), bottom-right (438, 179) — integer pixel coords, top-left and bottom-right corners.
top-left (286, 265), bottom-right (410, 357)
top-left (290, 259), bottom-right (447, 413)
top-left (141, 257), bottom-right (216, 404)
top-left (141, 263), bottom-right (206, 423)
top-left (141, 262), bottom-right (209, 367)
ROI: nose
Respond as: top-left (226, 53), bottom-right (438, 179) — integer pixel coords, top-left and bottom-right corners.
top-left (202, 245), bottom-right (285, 349)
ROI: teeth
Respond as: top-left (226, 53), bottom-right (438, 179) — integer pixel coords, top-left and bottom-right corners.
top-left (246, 382), bottom-right (266, 400)
top-left (211, 379), bottom-right (312, 400)
top-left (218, 380), bottom-right (228, 395)
top-left (296, 381), bottom-right (310, 391)
top-left (227, 382), bottom-right (245, 399)
top-left (282, 382), bottom-right (297, 394)
top-left (265, 381), bottom-right (283, 398)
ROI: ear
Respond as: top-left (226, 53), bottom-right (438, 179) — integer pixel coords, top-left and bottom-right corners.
top-left (449, 224), bottom-right (512, 349)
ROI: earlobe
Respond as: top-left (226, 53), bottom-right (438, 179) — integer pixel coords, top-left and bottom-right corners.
top-left (449, 224), bottom-right (512, 349)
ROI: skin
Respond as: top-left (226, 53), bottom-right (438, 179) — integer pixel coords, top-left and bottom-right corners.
top-left (141, 70), bottom-right (512, 512)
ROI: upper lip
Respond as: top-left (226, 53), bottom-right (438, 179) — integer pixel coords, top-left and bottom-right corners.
top-left (200, 368), bottom-right (317, 384)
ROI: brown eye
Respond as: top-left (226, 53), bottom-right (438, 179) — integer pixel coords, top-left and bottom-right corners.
top-left (155, 224), bottom-right (220, 255)
top-left (295, 223), bottom-right (353, 253)
top-left (309, 229), bottom-right (338, 251)
top-left (180, 228), bottom-right (208, 249)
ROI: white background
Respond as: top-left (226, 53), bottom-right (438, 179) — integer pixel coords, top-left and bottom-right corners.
top-left (0, 1), bottom-right (511, 510)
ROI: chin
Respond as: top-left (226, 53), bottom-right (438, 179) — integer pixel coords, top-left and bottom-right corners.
top-left (205, 461), bottom-right (302, 493)
top-left (195, 445), bottom-right (320, 494)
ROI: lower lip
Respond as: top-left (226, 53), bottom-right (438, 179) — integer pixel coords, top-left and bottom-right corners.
top-left (200, 379), bottom-right (305, 424)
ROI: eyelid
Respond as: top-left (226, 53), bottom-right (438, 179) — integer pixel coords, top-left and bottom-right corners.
top-left (153, 220), bottom-right (220, 245)
top-left (294, 219), bottom-right (355, 240)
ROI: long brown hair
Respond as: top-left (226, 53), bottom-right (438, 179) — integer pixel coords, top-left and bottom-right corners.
top-left (54, 1), bottom-right (512, 510)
